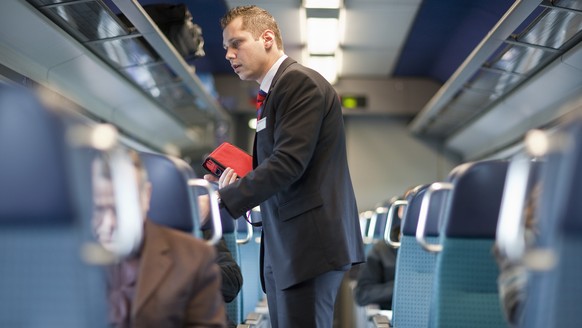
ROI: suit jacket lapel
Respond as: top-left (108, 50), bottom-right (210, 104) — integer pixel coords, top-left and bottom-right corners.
top-left (132, 221), bottom-right (172, 317)
top-left (261, 58), bottom-right (295, 117)
top-left (253, 57), bottom-right (297, 161)
top-left (270, 57), bottom-right (295, 91)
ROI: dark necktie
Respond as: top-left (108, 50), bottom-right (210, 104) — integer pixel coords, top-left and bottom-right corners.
top-left (256, 89), bottom-right (267, 119)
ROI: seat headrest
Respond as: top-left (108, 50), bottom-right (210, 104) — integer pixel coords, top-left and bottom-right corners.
top-left (373, 206), bottom-right (390, 238)
top-left (444, 160), bottom-right (508, 238)
top-left (402, 184), bottom-right (442, 237)
top-left (0, 86), bottom-right (74, 225)
top-left (542, 118), bottom-right (582, 235)
top-left (140, 152), bottom-right (197, 232)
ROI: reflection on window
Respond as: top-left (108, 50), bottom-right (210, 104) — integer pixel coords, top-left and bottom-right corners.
top-left (518, 9), bottom-right (582, 49)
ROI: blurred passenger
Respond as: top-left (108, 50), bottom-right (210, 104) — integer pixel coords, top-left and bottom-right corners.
top-left (198, 190), bottom-right (244, 304)
top-left (493, 184), bottom-right (540, 327)
top-left (92, 151), bottom-right (226, 328)
top-left (353, 198), bottom-right (403, 310)
top-left (202, 229), bottom-right (242, 328)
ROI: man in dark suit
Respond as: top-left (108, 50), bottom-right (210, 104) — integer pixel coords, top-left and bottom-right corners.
top-left (209, 6), bottom-right (365, 328)
top-left (92, 151), bottom-right (227, 327)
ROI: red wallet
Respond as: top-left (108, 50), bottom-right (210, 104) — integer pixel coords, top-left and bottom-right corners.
top-left (202, 142), bottom-right (253, 178)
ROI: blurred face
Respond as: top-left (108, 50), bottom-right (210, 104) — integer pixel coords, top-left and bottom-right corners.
top-left (92, 173), bottom-right (117, 251)
top-left (91, 156), bottom-right (151, 252)
top-left (223, 17), bottom-right (271, 83)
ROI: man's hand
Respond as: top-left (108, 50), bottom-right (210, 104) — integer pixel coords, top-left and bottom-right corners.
top-left (218, 167), bottom-right (238, 189)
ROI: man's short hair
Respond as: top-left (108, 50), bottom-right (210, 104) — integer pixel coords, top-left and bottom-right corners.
top-left (220, 5), bottom-right (284, 51)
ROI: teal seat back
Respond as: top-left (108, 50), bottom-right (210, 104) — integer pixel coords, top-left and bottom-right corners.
top-left (429, 160), bottom-right (509, 328)
top-left (521, 118), bottom-right (582, 328)
top-left (0, 86), bottom-right (107, 327)
top-left (237, 212), bottom-right (264, 319)
top-left (431, 238), bottom-right (506, 328)
top-left (392, 185), bottom-right (444, 328)
top-left (392, 235), bottom-right (439, 327)
top-left (221, 209), bottom-right (243, 324)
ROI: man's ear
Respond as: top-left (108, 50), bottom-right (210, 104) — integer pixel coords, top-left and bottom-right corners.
top-left (262, 30), bottom-right (276, 49)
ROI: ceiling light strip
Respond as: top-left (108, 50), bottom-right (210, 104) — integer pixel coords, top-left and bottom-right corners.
top-left (303, 0), bottom-right (343, 84)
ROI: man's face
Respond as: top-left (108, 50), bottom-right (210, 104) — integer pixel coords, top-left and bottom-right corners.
top-left (92, 172), bottom-right (117, 251)
top-left (91, 156), bottom-right (151, 253)
top-left (223, 17), bottom-right (269, 83)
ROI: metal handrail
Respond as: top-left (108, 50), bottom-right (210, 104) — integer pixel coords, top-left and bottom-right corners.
top-left (188, 179), bottom-right (222, 245)
top-left (237, 216), bottom-right (254, 245)
top-left (495, 153), bottom-right (531, 261)
top-left (416, 182), bottom-right (452, 253)
top-left (107, 146), bottom-right (144, 258)
top-left (385, 199), bottom-right (407, 248)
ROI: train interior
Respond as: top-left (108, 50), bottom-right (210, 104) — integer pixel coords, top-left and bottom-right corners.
top-left (1, 0), bottom-right (582, 327)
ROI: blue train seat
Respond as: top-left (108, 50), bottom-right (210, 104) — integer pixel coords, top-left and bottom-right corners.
top-left (0, 86), bottom-right (107, 327)
top-left (362, 204), bottom-right (390, 257)
top-left (372, 203), bottom-right (390, 241)
top-left (140, 152), bottom-right (200, 234)
top-left (140, 151), bottom-right (243, 324)
top-left (494, 152), bottom-right (542, 328)
top-left (237, 209), bottom-right (266, 320)
top-left (391, 184), bottom-right (443, 328)
top-left (428, 160), bottom-right (509, 328)
top-left (218, 207), bottom-right (243, 324)
top-left (520, 117), bottom-right (582, 328)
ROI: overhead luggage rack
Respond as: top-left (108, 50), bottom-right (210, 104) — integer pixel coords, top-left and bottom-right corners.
top-left (26, 0), bottom-right (229, 127)
top-left (410, 0), bottom-right (582, 141)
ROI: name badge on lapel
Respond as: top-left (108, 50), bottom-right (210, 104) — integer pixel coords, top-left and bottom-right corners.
top-left (256, 117), bottom-right (267, 132)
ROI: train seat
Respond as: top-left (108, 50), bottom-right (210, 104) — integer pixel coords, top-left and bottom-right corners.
top-left (237, 210), bottom-right (268, 323)
top-left (140, 151), bottom-right (246, 324)
top-left (367, 202), bottom-right (390, 243)
top-left (0, 86), bottom-right (107, 327)
top-left (428, 160), bottom-right (509, 328)
top-left (140, 151), bottom-right (200, 233)
top-left (520, 116), bottom-right (582, 328)
top-left (216, 207), bottom-right (243, 324)
top-left (391, 184), bottom-right (442, 328)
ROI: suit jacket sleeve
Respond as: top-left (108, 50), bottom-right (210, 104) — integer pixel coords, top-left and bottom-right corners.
top-left (220, 67), bottom-right (328, 217)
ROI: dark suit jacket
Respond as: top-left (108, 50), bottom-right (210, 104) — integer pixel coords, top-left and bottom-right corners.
top-left (131, 220), bottom-right (226, 327)
top-left (220, 57), bottom-right (365, 290)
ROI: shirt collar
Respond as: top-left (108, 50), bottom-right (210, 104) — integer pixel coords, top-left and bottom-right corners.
top-left (259, 54), bottom-right (287, 93)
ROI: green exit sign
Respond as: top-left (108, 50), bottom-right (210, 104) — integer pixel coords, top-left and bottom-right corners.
top-left (340, 95), bottom-right (367, 109)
